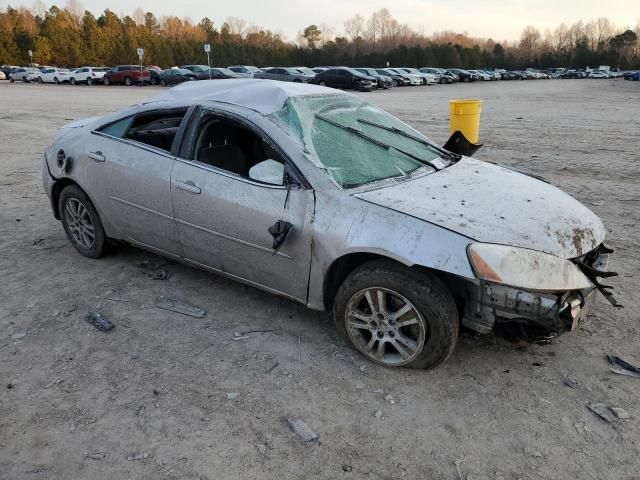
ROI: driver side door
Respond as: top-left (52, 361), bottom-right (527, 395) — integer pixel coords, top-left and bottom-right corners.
top-left (171, 107), bottom-right (315, 302)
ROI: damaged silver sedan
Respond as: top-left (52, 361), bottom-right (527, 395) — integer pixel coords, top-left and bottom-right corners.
top-left (42, 79), bottom-right (618, 369)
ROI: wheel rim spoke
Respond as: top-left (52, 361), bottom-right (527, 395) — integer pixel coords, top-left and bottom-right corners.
top-left (346, 287), bottom-right (426, 366)
top-left (396, 317), bottom-right (418, 328)
top-left (65, 198), bottom-right (95, 249)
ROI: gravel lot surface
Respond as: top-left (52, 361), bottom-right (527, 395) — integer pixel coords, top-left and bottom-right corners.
top-left (1, 79), bottom-right (638, 480)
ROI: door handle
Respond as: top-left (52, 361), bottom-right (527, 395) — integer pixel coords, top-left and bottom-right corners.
top-left (88, 151), bottom-right (105, 162)
top-left (175, 180), bottom-right (201, 194)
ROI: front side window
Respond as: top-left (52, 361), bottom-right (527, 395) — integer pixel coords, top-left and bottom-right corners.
top-left (182, 111), bottom-right (287, 186)
top-left (269, 95), bottom-right (450, 189)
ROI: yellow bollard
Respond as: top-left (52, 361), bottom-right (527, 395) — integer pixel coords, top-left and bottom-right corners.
top-left (449, 99), bottom-right (482, 144)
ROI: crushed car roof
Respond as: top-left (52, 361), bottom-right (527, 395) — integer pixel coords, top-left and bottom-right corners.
top-left (146, 78), bottom-right (343, 115)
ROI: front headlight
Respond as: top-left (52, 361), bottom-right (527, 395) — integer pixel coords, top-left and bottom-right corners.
top-left (467, 243), bottom-right (594, 292)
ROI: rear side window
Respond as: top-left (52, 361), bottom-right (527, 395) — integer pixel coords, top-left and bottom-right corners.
top-left (98, 116), bottom-right (134, 138)
top-left (98, 109), bottom-right (188, 152)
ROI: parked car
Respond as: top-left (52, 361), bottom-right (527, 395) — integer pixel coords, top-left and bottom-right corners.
top-left (36, 68), bottom-right (72, 84)
top-left (157, 68), bottom-right (197, 86)
top-left (228, 65), bottom-right (262, 77)
top-left (0, 71), bottom-right (5, 80)
top-left (309, 67), bottom-right (376, 91)
top-left (588, 70), bottom-right (609, 79)
top-left (8, 67), bottom-right (38, 82)
top-left (207, 68), bottom-right (243, 80)
top-left (312, 67), bottom-right (329, 74)
top-left (419, 67), bottom-right (454, 84)
top-left (254, 67), bottom-right (311, 83)
top-left (624, 71), bottom-right (640, 81)
top-left (376, 68), bottom-right (410, 86)
top-left (70, 67), bottom-right (108, 85)
top-left (447, 69), bottom-right (477, 82)
top-left (103, 65), bottom-right (150, 86)
top-left (292, 67), bottom-right (317, 80)
top-left (355, 68), bottom-right (393, 89)
top-left (400, 67), bottom-right (437, 85)
top-left (386, 68), bottom-right (422, 85)
top-left (43, 79), bottom-right (616, 369)
top-left (1, 65), bottom-right (19, 77)
top-left (180, 65), bottom-right (212, 80)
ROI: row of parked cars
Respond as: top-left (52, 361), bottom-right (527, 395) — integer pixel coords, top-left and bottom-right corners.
top-left (2, 64), bottom-right (636, 90)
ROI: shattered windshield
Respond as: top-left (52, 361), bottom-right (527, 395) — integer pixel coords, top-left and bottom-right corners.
top-left (268, 94), bottom-right (448, 188)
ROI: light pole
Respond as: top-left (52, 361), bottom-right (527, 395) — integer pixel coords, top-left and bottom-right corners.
top-left (205, 44), bottom-right (212, 79)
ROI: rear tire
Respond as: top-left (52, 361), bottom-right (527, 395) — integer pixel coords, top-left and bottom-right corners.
top-left (124, 77), bottom-right (132, 86)
top-left (54, 77), bottom-right (59, 84)
top-left (70, 78), bottom-right (76, 85)
top-left (9, 76), bottom-right (14, 83)
top-left (87, 77), bottom-right (93, 85)
top-left (333, 260), bottom-right (459, 369)
top-left (160, 79), bottom-right (167, 86)
top-left (103, 77), bottom-right (110, 86)
top-left (59, 185), bottom-right (107, 259)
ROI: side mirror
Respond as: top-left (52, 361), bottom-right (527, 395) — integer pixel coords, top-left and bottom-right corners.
top-left (249, 159), bottom-right (285, 186)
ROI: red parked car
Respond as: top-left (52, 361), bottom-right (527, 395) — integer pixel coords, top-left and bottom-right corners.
top-left (103, 65), bottom-right (151, 86)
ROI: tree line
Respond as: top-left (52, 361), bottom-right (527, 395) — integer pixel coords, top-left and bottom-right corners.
top-left (1, 4), bottom-right (639, 69)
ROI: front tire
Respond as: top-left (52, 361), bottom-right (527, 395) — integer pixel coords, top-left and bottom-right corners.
top-left (87, 77), bottom-right (93, 85)
top-left (54, 77), bottom-right (59, 84)
top-left (124, 77), bottom-right (132, 86)
top-left (103, 77), bottom-right (110, 86)
top-left (333, 260), bottom-right (459, 369)
top-left (59, 185), bottom-right (107, 258)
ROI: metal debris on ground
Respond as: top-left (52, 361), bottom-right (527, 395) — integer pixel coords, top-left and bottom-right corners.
top-left (84, 452), bottom-right (107, 461)
top-left (85, 311), bottom-right (114, 331)
top-left (587, 403), bottom-right (616, 423)
top-left (384, 394), bottom-right (395, 404)
top-left (607, 354), bottom-right (640, 377)
top-left (610, 407), bottom-right (630, 419)
top-left (286, 417), bottom-right (318, 443)
top-left (156, 297), bottom-right (205, 318)
top-left (127, 452), bottom-right (150, 461)
top-left (43, 376), bottom-right (64, 389)
top-left (226, 392), bottom-right (240, 400)
top-left (265, 362), bottom-right (279, 374)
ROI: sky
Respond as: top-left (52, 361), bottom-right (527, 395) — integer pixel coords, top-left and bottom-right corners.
top-left (5, 0), bottom-right (640, 42)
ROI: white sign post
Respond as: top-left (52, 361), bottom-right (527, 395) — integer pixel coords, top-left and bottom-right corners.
top-left (137, 48), bottom-right (144, 86)
top-left (28, 49), bottom-right (33, 65)
top-left (204, 44), bottom-right (212, 79)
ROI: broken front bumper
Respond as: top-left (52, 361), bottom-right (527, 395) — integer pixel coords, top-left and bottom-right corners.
top-left (462, 246), bottom-right (612, 335)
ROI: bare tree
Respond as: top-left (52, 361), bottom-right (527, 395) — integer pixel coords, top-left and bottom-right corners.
top-left (226, 16), bottom-right (247, 38)
top-left (319, 23), bottom-right (335, 46)
top-left (31, 0), bottom-right (47, 17)
top-left (344, 13), bottom-right (364, 41)
top-left (519, 25), bottom-right (541, 59)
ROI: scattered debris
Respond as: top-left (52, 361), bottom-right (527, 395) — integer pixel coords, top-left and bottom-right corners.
top-left (359, 365), bottom-right (367, 372)
top-left (135, 406), bottom-right (145, 416)
top-left (454, 459), bottom-right (465, 480)
top-left (607, 354), bottom-right (640, 377)
top-left (523, 447), bottom-right (543, 458)
top-left (32, 238), bottom-right (45, 246)
top-left (256, 443), bottom-right (269, 455)
top-left (44, 376), bottom-right (64, 389)
top-left (307, 354), bottom-right (320, 366)
top-left (7, 383), bottom-right (14, 389)
top-left (85, 311), bottom-right (114, 331)
top-left (287, 417), bottom-right (318, 443)
top-left (85, 452), bottom-right (107, 461)
top-left (127, 452), bottom-right (151, 461)
top-left (563, 379), bottom-right (579, 388)
top-left (226, 392), bottom-right (240, 400)
top-left (156, 297), bottom-right (205, 318)
top-left (610, 407), bottom-right (630, 419)
top-left (342, 464), bottom-right (353, 472)
top-left (12, 332), bottom-right (26, 340)
top-left (232, 332), bottom-right (249, 341)
top-left (239, 329), bottom-right (277, 335)
top-left (384, 394), bottom-right (395, 404)
top-left (265, 362), bottom-right (279, 374)
top-left (298, 333), bottom-right (302, 362)
top-left (587, 403), bottom-right (616, 423)
top-left (372, 388), bottom-right (384, 395)
top-left (374, 410), bottom-right (383, 418)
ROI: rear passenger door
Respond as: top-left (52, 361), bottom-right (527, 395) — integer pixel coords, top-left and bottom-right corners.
top-left (86, 108), bottom-right (189, 255)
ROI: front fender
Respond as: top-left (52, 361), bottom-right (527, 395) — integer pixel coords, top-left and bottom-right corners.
top-left (307, 191), bottom-right (475, 310)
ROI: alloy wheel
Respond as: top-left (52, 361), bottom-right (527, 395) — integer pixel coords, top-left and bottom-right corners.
top-left (345, 287), bottom-right (426, 366)
top-left (64, 198), bottom-right (95, 249)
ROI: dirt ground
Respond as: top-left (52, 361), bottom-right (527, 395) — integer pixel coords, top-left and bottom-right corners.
top-left (1, 79), bottom-right (638, 480)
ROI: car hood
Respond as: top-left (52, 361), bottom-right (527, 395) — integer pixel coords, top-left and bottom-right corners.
top-left (355, 157), bottom-right (605, 259)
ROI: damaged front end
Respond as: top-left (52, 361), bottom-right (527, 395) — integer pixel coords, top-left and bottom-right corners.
top-left (462, 243), bottom-right (620, 338)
